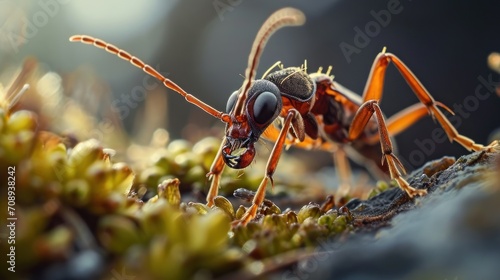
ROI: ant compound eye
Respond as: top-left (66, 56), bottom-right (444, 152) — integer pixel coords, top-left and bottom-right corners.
top-left (226, 91), bottom-right (239, 113)
top-left (252, 91), bottom-right (279, 124)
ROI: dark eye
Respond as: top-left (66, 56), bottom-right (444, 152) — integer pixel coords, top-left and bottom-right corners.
top-left (226, 91), bottom-right (239, 113)
top-left (252, 91), bottom-right (278, 124)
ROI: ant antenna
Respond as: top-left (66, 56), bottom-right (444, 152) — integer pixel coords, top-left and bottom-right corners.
top-left (69, 36), bottom-right (231, 123)
top-left (233, 8), bottom-right (305, 116)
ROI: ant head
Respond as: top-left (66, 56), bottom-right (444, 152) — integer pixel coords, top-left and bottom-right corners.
top-left (226, 80), bottom-right (282, 135)
top-left (222, 80), bottom-right (282, 168)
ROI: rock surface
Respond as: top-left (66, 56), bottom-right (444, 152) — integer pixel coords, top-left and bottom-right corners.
top-left (298, 149), bottom-right (500, 280)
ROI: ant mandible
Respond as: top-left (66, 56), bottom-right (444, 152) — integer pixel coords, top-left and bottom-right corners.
top-left (70, 7), bottom-right (497, 225)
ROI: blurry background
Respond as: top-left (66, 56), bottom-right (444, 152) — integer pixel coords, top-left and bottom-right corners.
top-left (1, 0), bottom-right (500, 172)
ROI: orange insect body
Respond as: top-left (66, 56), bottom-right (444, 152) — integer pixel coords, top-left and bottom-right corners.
top-left (70, 8), bottom-right (495, 225)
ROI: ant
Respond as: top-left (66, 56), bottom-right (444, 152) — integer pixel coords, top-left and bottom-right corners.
top-left (70, 7), bottom-right (497, 225)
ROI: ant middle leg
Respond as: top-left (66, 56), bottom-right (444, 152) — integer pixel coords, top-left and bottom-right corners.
top-left (348, 100), bottom-right (427, 198)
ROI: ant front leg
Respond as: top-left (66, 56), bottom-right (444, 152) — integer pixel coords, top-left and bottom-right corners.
top-left (349, 100), bottom-right (427, 198)
top-left (206, 139), bottom-right (227, 207)
top-left (236, 109), bottom-right (303, 225)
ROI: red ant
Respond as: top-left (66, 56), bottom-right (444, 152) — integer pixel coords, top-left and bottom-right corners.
top-left (70, 7), bottom-right (497, 225)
